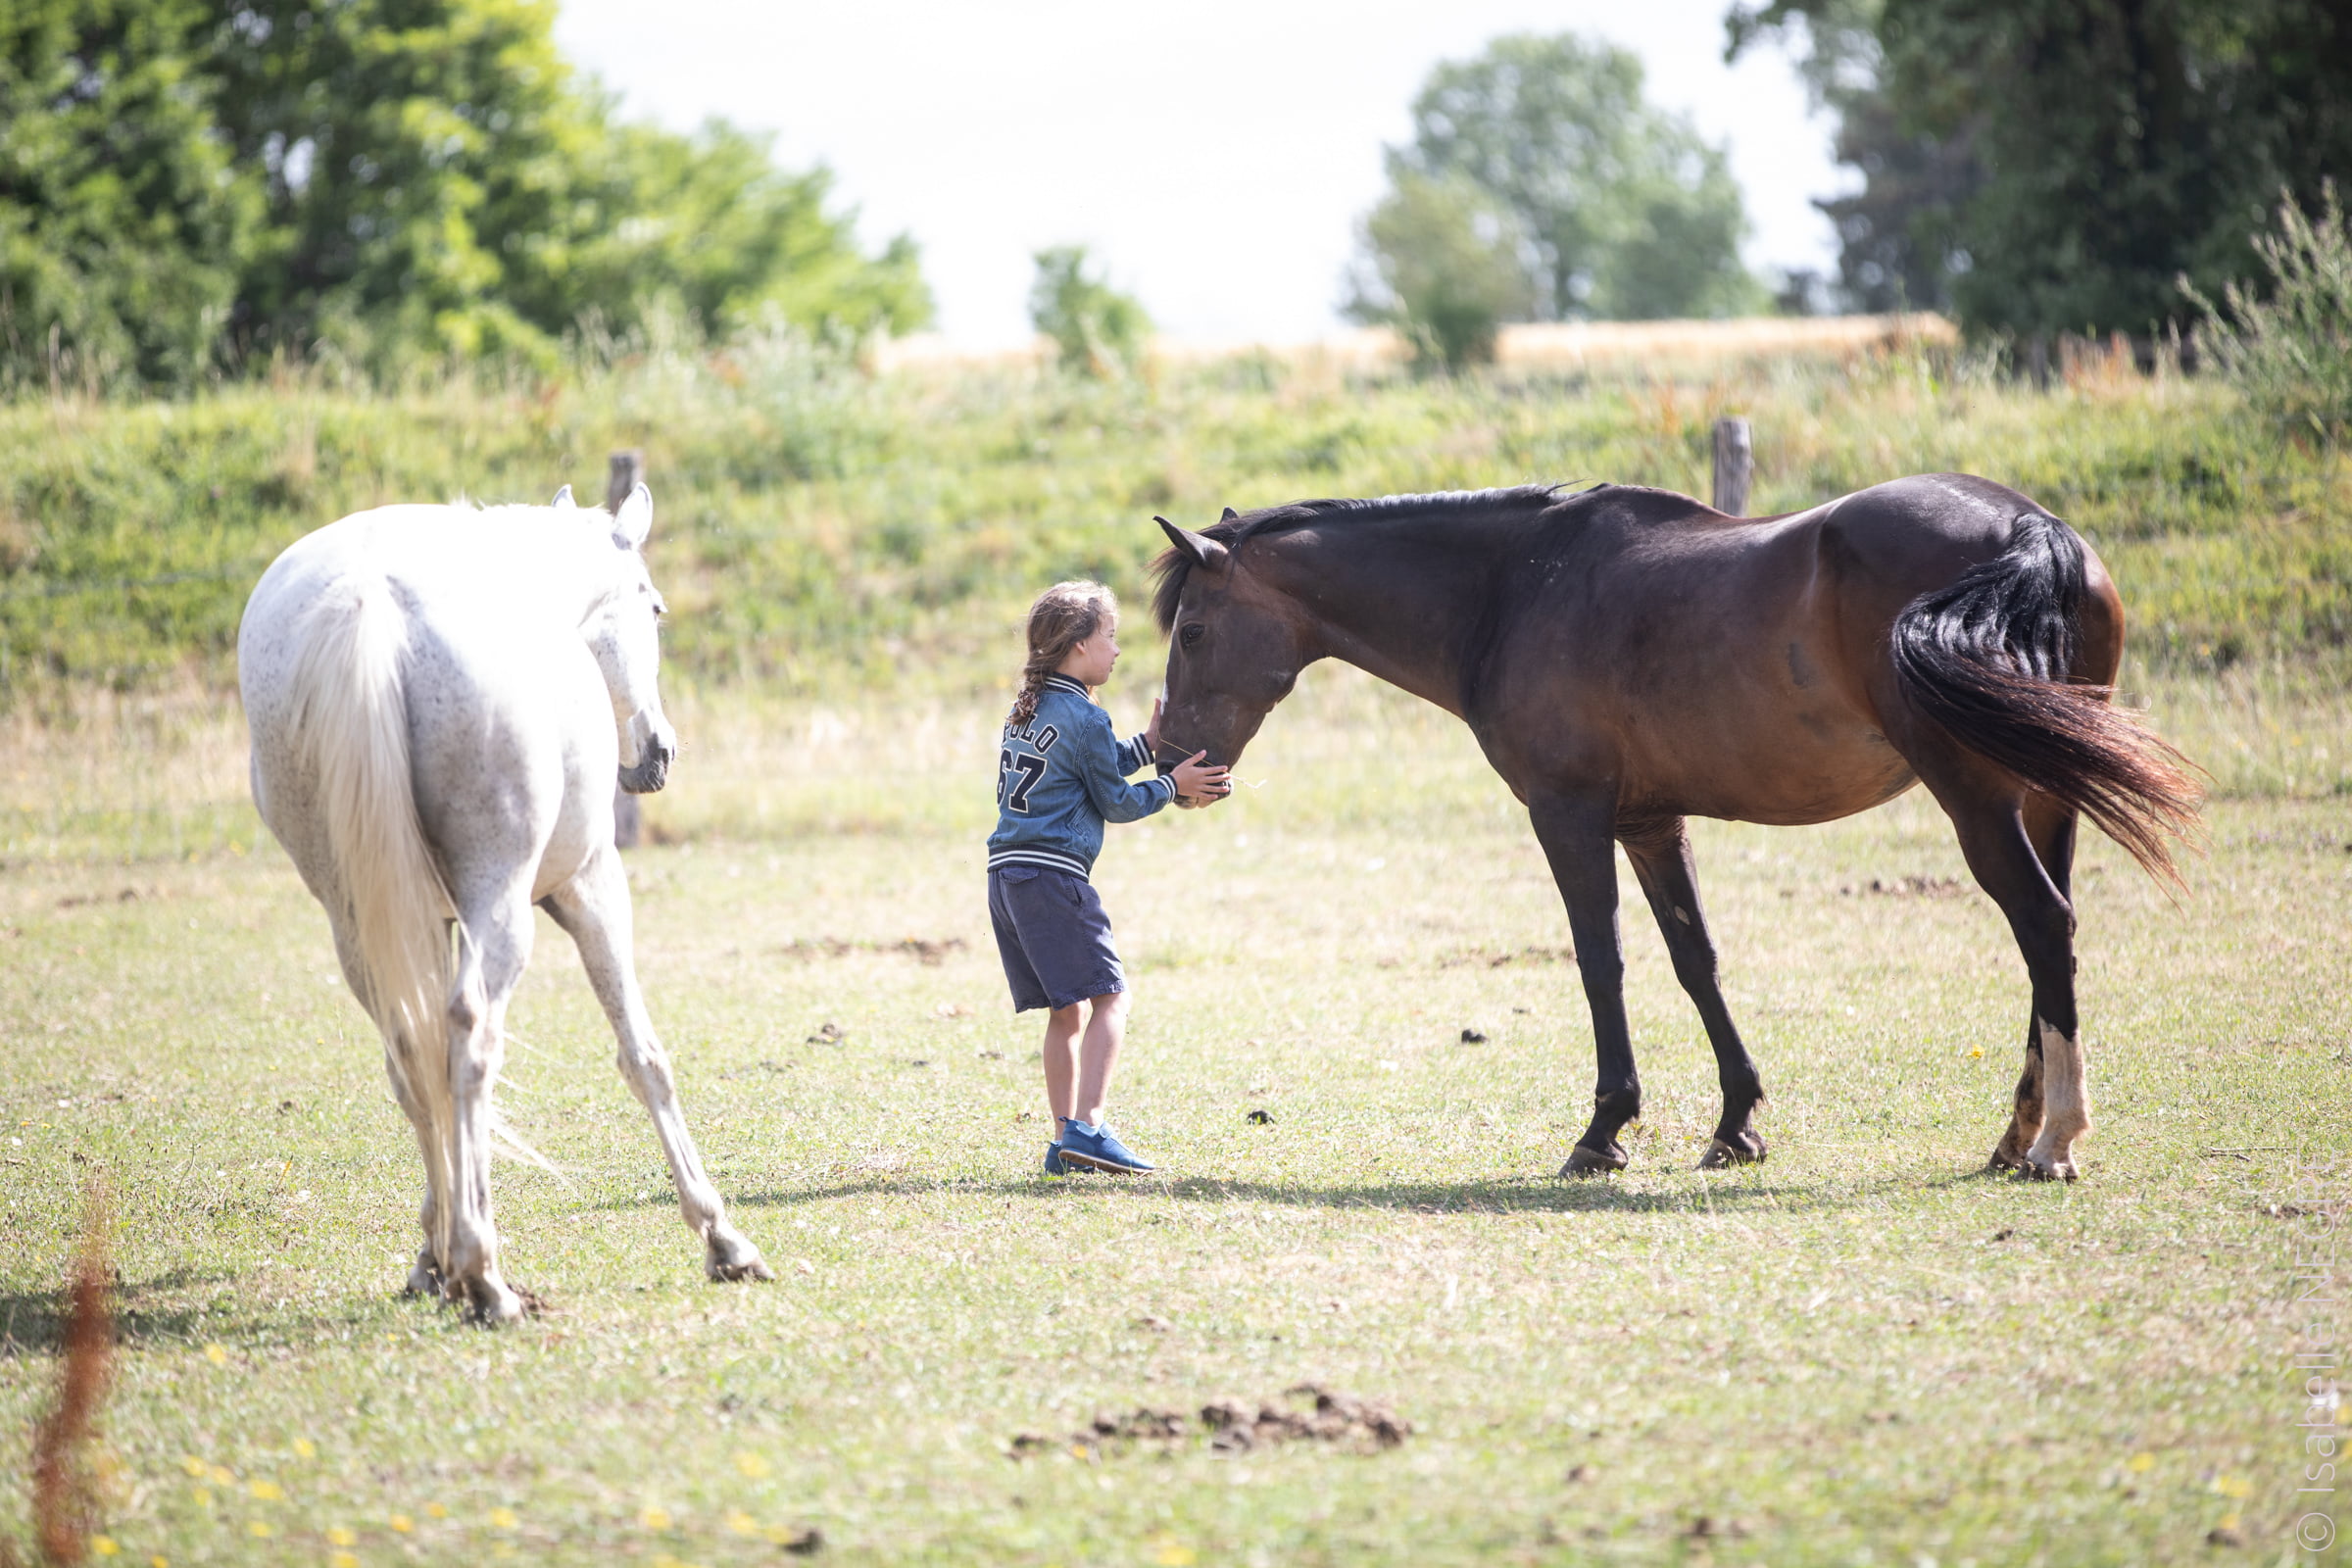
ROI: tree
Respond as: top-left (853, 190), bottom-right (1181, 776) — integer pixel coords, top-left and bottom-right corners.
top-left (1028, 246), bottom-right (1150, 375)
top-left (1344, 170), bottom-right (1539, 372)
top-left (581, 121), bottom-right (930, 345)
top-left (0, 0), bottom-right (263, 388)
top-left (204, 0), bottom-right (604, 368)
top-left (1390, 32), bottom-right (1759, 321)
top-left (1731, 0), bottom-right (2352, 337)
top-left (206, 0), bottom-right (931, 371)
top-left (0, 0), bottom-right (932, 385)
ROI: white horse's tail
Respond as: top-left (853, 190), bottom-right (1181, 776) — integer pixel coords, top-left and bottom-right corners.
top-left (289, 576), bottom-right (460, 1263)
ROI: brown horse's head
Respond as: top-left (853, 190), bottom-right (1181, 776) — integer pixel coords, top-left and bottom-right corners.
top-left (1148, 512), bottom-right (1316, 771)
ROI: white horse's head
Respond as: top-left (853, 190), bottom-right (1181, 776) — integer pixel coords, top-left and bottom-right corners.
top-left (567, 483), bottom-right (677, 794)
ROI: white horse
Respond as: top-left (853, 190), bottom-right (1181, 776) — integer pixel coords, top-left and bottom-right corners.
top-left (238, 485), bottom-right (772, 1322)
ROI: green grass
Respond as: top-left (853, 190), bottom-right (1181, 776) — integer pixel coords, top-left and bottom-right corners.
top-left (2, 668), bottom-right (2345, 1565)
top-left (3, 342), bottom-right (2350, 706)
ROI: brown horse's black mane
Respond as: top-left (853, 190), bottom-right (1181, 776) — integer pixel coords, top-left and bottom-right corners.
top-left (1150, 482), bottom-right (1638, 633)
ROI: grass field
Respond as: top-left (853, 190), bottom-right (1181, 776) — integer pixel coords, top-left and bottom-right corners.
top-left (2, 666), bottom-right (2345, 1565)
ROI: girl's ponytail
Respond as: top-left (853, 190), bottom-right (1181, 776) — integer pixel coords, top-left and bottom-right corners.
top-left (1009, 581), bottom-right (1116, 726)
top-left (1008, 667), bottom-right (1049, 728)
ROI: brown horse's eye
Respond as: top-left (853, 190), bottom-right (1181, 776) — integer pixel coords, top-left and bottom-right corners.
top-left (1180, 623), bottom-right (1204, 649)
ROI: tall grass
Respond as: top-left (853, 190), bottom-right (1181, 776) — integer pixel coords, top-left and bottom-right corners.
top-left (1, 328), bottom-right (2345, 741)
top-left (2184, 183), bottom-right (2352, 445)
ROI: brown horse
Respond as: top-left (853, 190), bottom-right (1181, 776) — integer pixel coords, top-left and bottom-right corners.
top-left (1150, 476), bottom-right (2198, 1182)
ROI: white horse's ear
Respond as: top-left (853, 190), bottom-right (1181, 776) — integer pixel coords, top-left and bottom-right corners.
top-left (552, 485), bottom-right (575, 510)
top-left (1155, 514), bottom-right (1228, 573)
top-left (612, 482), bottom-right (654, 550)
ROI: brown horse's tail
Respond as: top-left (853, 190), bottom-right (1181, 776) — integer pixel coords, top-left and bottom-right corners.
top-left (1889, 512), bottom-right (2200, 880)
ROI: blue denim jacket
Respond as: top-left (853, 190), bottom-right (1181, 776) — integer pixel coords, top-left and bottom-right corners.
top-left (986, 675), bottom-right (1174, 879)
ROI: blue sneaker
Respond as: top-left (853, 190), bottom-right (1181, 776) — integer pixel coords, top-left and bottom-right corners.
top-left (1040, 1116), bottom-right (1084, 1176)
top-left (1057, 1119), bottom-right (1156, 1175)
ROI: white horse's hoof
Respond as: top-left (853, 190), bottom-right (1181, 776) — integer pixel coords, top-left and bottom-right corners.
top-left (2024, 1156), bottom-right (2079, 1183)
top-left (404, 1250), bottom-right (444, 1298)
top-left (444, 1266), bottom-right (529, 1325)
top-left (707, 1228), bottom-right (776, 1283)
top-left (462, 1279), bottom-right (529, 1325)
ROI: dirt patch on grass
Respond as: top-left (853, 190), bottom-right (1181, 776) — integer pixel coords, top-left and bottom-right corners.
top-left (1203, 1386), bottom-right (1411, 1451)
top-left (54, 886), bottom-right (154, 909)
top-left (1838, 875), bottom-right (1965, 898)
top-left (779, 936), bottom-right (968, 964)
top-left (1439, 945), bottom-right (1576, 969)
top-left (1010, 1386), bottom-right (1410, 1459)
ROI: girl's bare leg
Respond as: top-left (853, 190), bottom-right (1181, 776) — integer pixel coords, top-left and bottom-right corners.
top-left (1072, 991), bottom-right (1130, 1127)
top-left (1042, 1003), bottom-right (1085, 1124)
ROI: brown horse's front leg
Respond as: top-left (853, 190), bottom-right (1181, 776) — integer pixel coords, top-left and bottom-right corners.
top-left (1528, 791), bottom-right (1641, 1177)
top-left (1622, 819), bottom-right (1768, 1170)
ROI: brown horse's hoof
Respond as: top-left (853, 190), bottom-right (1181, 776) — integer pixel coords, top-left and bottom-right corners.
top-left (1696, 1136), bottom-right (1767, 1171)
top-left (1560, 1144), bottom-right (1628, 1178)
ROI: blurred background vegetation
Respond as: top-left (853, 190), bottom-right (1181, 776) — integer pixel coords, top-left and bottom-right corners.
top-left (0, 0), bottom-right (929, 390)
top-left (1725, 0), bottom-right (2352, 337)
top-left (0, 0), bottom-right (2346, 753)
top-left (3, 325), bottom-right (2346, 710)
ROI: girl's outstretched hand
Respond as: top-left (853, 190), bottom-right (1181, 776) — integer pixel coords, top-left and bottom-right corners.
top-left (1171, 749), bottom-right (1231, 808)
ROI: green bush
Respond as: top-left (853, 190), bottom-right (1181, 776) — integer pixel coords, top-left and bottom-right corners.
top-left (2185, 184), bottom-right (2352, 445)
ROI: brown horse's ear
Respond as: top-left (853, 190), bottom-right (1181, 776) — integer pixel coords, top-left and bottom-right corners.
top-left (1221, 507), bottom-right (1238, 521)
top-left (1154, 515), bottom-right (1229, 573)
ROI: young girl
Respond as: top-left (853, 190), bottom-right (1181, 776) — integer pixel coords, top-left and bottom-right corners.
top-left (987, 580), bottom-right (1228, 1175)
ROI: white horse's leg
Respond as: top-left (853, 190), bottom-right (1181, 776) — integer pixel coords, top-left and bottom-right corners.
top-left (324, 906), bottom-right (443, 1296)
top-left (440, 881), bottom-right (538, 1323)
top-left (386, 1064), bottom-right (445, 1297)
top-left (544, 844), bottom-right (773, 1283)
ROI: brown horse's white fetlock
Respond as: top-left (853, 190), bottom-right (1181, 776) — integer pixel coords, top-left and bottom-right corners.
top-left (2021, 1020), bottom-right (2089, 1181)
top-left (1986, 1034), bottom-right (2046, 1172)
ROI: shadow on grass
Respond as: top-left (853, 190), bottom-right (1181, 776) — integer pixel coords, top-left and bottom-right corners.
top-left (0, 1265), bottom-right (236, 1355)
top-left (724, 1167), bottom-right (1905, 1216)
top-left (0, 1262), bottom-right (418, 1355)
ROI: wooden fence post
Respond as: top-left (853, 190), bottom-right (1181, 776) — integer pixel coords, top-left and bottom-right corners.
top-left (604, 449), bottom-right (645, 514)
top-left (1711, 416), bottom-right (1752, 516)
top-left (607, 449), bottom-right (648, 851)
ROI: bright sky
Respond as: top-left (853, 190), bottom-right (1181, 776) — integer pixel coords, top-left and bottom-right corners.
top-left (552, 0), bottom-right (1847, 348)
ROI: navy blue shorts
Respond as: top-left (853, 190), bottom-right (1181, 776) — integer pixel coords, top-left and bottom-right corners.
top-left (988, 864), bottom-right (1126, 1012)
